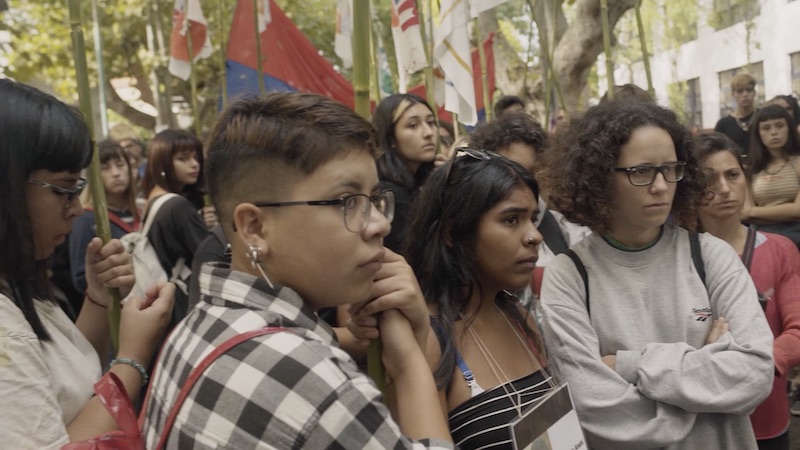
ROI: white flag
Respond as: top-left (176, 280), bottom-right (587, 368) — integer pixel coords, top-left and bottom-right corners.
top-left (434, 0), bottom-right (477, 125)
top-left (334, 0), bottom-right (353, 69)
top-left (168, 0), bottom-right (212, 81)
top-left (391, 0), bottom-right (428, 87)
top-left (257, 0), bottom-right (271, 34)
top-left (468, 0), bottom-right (509, 19)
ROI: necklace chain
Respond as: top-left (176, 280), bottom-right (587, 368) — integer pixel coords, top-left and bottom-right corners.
top-left (764, 159), bottom-right (789, 176)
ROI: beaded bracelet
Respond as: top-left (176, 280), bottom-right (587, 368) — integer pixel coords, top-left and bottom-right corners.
top-left (110, 358), bottom-right (149, 386)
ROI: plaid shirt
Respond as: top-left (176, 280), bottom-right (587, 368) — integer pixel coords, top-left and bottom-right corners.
top-left (143, 264), bottom-right (454, 450)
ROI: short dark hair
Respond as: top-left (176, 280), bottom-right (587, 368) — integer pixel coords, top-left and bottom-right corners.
top-left (747, 104), bottom-right (800, 174)
top-left (493, 95), bottom-right (525, 118)
top-left (142, 129), bottom-right (206, 207)
top-left (206, 93), bottom-right (378, 233)
top-left (0, 79), bottom-right (92, 340)
top-left (599, 84), bottom-right (655, 105)
top-left (373, 93), bottom-right (435, 191)
top-left (693, 132), bottom-right (743, 171)
top-left (92, 140), bottom-right (139, 219)
top-left (540, 101), bottom-right (705, 234)
top-left (769, 95), bottom-right (800, 124)
top-left (404, 152), bottom-right (540, 389)
top-left (470, 112), bottom-right (548, 157)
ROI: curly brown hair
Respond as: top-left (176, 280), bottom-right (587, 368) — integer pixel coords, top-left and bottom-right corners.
top-left (540, 101), bottom-right (706, 234)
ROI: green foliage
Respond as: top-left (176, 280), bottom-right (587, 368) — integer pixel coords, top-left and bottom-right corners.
top-left (707, 0), bottom-right (759, 31)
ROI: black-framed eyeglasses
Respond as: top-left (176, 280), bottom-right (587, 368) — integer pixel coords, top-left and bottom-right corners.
top-left (614, 162), bottom-right (686, 186)
top-left (252, 190), bottom-right (395, 233)
top-left (443, 147), bottom-right (500, 186)
top-left (28, 177), bottom-right (88, 207)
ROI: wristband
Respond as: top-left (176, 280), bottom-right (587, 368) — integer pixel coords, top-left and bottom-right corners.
top-left (110, 357), bottom-right (149, 386)
top-left (84, 290), bottom-right (107, 309)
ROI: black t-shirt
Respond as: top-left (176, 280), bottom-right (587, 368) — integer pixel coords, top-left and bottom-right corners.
top-left (714, 113), bottom-right (754, 155)
top-left (378, 180), bottom-right (413, 254)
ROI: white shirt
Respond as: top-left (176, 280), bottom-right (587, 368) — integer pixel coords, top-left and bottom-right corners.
top-left (0, 294), bottom-right (101, 449)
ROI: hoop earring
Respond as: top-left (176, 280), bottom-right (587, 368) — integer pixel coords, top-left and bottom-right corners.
top-left (246, 243), bottom-right (274, 289)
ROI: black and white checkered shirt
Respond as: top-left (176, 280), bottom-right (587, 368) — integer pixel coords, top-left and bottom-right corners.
top-left (143, 264), bottom-right (454, 449)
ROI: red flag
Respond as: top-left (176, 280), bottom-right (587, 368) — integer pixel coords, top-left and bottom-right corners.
top-left (169, 0), bottom-right (212, 81)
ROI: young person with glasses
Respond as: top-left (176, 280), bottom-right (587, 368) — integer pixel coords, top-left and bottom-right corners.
top-left (143, 93), bottom-right (453, 449)
top-left (538, 100), bottom-right (774, 449)
top-left (0, 79), bottom-right (173, 448)
top-left (690, 132), bottom-right (800, 450)
top-left (353, 147), bottom-right (551, 449)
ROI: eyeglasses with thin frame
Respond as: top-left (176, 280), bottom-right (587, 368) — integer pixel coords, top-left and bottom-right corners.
top-left (28, 177), bottom-right (88, 207)
top-left (614, 161), bottom-right (686, 186)
top-left (252, 190), bottom-right (395, 233)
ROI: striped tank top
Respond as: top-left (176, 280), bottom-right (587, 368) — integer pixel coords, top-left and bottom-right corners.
top-left (752, 158), bottom-right (800, 206)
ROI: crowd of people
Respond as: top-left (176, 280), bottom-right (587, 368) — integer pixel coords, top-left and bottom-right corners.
top-left (0, 73), bottom-right (798, 450)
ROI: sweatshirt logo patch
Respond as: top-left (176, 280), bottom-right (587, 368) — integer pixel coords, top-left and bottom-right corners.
top-left (693, 307), bottom-right (712, 321)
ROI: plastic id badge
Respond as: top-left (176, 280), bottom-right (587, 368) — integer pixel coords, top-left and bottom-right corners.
top-left (509, 382), bottom-right (586, 450)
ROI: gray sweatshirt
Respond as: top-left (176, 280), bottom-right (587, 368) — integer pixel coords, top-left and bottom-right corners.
top-left (540, 225), bottom-right (773, 450)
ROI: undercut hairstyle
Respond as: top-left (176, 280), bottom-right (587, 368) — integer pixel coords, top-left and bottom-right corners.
top-left (0, 79), bottom-right (92, 341)
top-left (747, 104), bottom-right (800, 174)
top-left (84, 140), bottom-right (140, 220)
top-left (404, 153), bottom-right (541, 389)
top-left (373, 93), bottom-right (435, 191)
top-left (142, 129), bottom-right (205, 208)
top-left (731, 73), bottom-right (756, 91)
top-left (493, 95), bottom-right (526, 118)
top-left (206, 93), bottom-right (378, 234)
top-left (470, 112), bottom-right (548, 157)
top-left (539, 100), bottom-right (706, 234)
top-left (599, 84), bottom-right (655, 105)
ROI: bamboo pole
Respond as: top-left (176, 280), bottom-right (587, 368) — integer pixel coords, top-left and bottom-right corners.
top-left (370, 9), bottom-right (382, 103)
top-left (527, 0), bottom-right (568, 124)
top-left (417, 0), bottom-right (441, 155)
top-left (475, 22), bottom-right (492, 122)
top-left (634, 0), bottom-right (654, 97)
top-left (184, 1), bottom-right (201, 135)
top-left (253, 0), bottom-right (265, 95)
top-left (90, 0), bottom-right (108, 137)
top-left (600, 0), bottom-right (615, 100)
top-left (67, 0), bottom-right (122, 352)
top-left (219, 0), bottom-right (229, 107)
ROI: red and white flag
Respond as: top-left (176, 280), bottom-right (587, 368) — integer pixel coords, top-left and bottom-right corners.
top-left (434, 0), bottom-right (476, 125)
top-left (391, 0), bottom-right (428, 88)
top-left (334, 0), bottom-right (353, 69)
top-left (257, 0), bottom-right (272, 33)
top-left (168, 0), bottom-right (212, 81)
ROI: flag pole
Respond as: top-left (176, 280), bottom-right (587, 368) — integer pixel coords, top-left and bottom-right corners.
top-left (253, 0), bottom-right (265, 95)
top-left (90, 0), bottom-right (109, 137)
top-left (68, 0), bottom-right (122, 352)
top-left (184, 2), bottom-right (202, 135)
top-left (219, 0), bottom-right (229, 106)
top-left (527, 0), bottom-right (568, 123)
top-left (600, 0), bottom-right (615, 99)
top-left (634, 0), bottom-right (654, 96)
top-left (475, 22), bottom-right (492, 122)
top-left (370, 17), bottom-right (382, 103)
top-left (416, 0), bottom-right (441, 154)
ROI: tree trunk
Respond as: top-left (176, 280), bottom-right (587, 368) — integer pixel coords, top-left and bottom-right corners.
top-left (552, 0), bottom-right (637, 111)
top-left (105, 78), bottom-right (157, 130)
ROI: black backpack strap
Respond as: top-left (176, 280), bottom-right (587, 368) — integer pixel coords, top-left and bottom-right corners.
top-left (538, 209), bottom-right (569, 255)
top-left (564, 249), bottom-right (590, 317)
top-left (741, 225), bottom-right (758, 271)
top-left (689, 231), bottom-right (706, 286)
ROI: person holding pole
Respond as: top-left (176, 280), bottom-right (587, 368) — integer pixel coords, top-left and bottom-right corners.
top-left (0, 79), bottom-right (173, 448)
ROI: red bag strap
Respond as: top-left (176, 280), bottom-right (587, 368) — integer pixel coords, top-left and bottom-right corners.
top-left (153, 327), bottom-right (289, 449)
top-left (84, 207), bottom-right (139, 233)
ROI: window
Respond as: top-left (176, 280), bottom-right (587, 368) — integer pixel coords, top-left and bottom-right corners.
top-left (708, 0), bottom-right (760, 30)
top-left (718, 63), bottom-right (765, 119)
top-left (792, 52), bottom-right (800, 96)
top-left (668, 78), bottom-right (703, 131)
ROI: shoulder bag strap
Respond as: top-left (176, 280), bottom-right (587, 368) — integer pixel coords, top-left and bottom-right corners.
top-left (154, 326), bottom-right (289, 450)
top-left (538, 210), bottom-right (569, 255)
top-left (741, 224), bottom-right (758, 272)
top-left (142, 193), bottom-right (178, 236)
top-left (564, 249), bottom-right (590, 317)
top-left (689, 231), bottom-right (706, 286)
top-left (84, 207), bottom-right (137, 234)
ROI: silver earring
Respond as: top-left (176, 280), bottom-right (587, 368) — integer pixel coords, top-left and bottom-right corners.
top-left (160, 171), bottom-right (166, 178)
top-left (246, 243), bottom-right (274, 289)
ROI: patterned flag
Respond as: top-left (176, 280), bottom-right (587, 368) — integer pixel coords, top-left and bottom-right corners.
top-left (391, 0), bottom-right (428, 86)
top-left (434, 0), bottom-right (477, 125)
top-left (334, 0), bottom-right (353, 69)
top-left (468, 0), bottom-right (509, 19)
top-left (168, 0), bottom-right (212, 81)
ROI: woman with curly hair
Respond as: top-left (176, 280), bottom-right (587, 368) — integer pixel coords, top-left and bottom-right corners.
top-left (692, 132), bottom-right (800, 450)
top-left (374, 93), bottom-right (437, 252)
top-left (742, 104), bottom-right (800, 248)
top-left (538, 101), bottom-right (774, 449)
